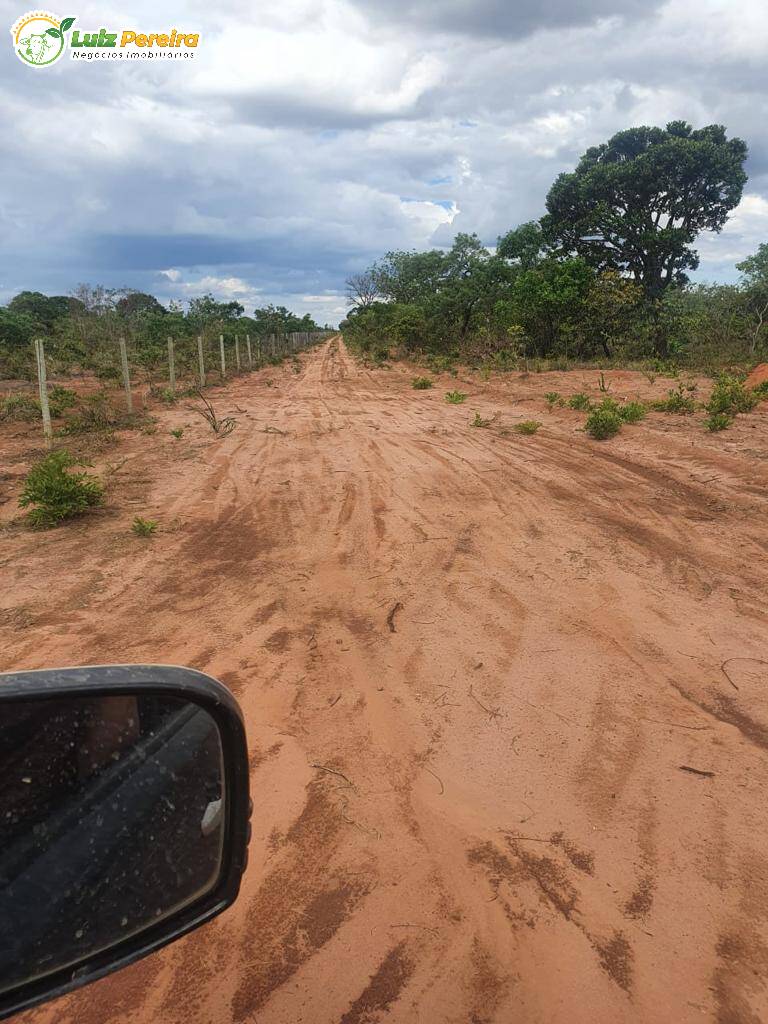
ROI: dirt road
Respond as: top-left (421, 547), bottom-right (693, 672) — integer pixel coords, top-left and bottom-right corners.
top-left (5, 338), bottom-right (768, 1023)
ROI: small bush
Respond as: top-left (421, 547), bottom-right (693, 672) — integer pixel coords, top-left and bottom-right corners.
top-left (19, 450), bottom-right (103, 528)
top-left (159, 387), bottom-right (177, 404)
top-left (652, 385), bottom-right (696, 414)
top-left (412, 377), bottom-right (433, 390)
top-left (48, 386), bottom-right (78, 416)
top-left (753, 379), bottom-right (768, 398)
top-left (61, 393), bottom-right (125, 434)
top-left (170, 428), bottom-right (183, 439)
top-left (545, 391), bottom-right (561, 407)
top-left (586, 407), bottom-right (622, 440)
top-left (514, 420), bottom-right (541, 435)
top-left (706, 376), bottom-right (758, 417)
top-left (445, 391), bottom-right (467, 404)
top-left (705, 412), bottom-right (732, 432)
top-left (132, 516), bottom-right (158, 537)
top-left (471, 412), bottom-right (492, 427)
top-left (1, 393), bottom-right (40, 422)
top-left (618, 401), bottom-right (647, 424)
top-left (567, 392), bottom-right (592, 411)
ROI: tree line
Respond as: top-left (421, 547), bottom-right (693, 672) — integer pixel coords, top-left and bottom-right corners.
top-left (0, 284), bottom-right (324, 380)
top-left (342, 122), bottom-right (768, 368)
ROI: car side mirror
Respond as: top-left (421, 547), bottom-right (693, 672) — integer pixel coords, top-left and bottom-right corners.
top-left (0, 666), bottom-right (250, 1020)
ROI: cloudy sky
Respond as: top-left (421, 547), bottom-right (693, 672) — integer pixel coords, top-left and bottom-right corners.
top-left (2, 0), bottom-right (768, 324)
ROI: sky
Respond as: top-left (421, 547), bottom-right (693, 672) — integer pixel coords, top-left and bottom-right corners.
top-left (2, 0), bottom-right (768, 326)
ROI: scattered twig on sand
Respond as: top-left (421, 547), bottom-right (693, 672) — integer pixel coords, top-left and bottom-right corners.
top-left (468, 684), bottom-right (502, 722)
top-left (639, 718), bottom-right (710, 731)
top-left (311, 763), bottom-right (355, 788)
top-left (387, 601), bottom-right (404, 633)
top-left (423, 766), bottom-right (444, 795)
top-left (507, 692), bottom-right (573, 726)
top-left (328, 694), bottom-right (342, 709)
top-left (502, 833), bottom-right (551, 843)
top-left (262, 425), bottom-right (288, 435)
top-left (679, 765), bottom-right (715, 778)
top-left (721, 657), bottom-right (768, 692)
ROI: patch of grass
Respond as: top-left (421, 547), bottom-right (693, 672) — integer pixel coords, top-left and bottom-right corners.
top-left (445, 390), bottom-right (467, 405)
top-left (753, 379), bottom-right (768, 398)
top-left (0, 393), bottom-right (40, 422)
top-left (652, 385), bottom-right (696, 414)
top-left (545, 391), bottom-right (561, 407)
top-left (170, 427), bottom-right (184, 439)
top-left (131, 516), bottom-right (158, 537)
top-left (159, 387), bottom-right (177, 404)
top-left (19, 450), bottom-right (103, 528)
top-left (471, 412), bottom-right (492, 427)
top-left (705, 412), bottom-right (732, 432)
top-left (617, 400), bottom-right (647, 423)
top-left (706, 375), bottom-right (758, 417)
top-left (48, 386), bottom-right (78, 416)
top-left (412, 376), bottom-right (433, 390)
top-left (567, 392), bottom-right (592, 411)
top-left (514, 420), bottom-right (541, 435)
top-left (586, 406), bottom-right (622, 440)
top-left (61, 393), bottom-right (129, 435)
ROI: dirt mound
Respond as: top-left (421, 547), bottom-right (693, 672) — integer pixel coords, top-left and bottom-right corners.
top-left (745, 362), bottom-right (768, 389)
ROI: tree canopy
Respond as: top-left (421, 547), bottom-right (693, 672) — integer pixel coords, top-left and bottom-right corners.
top-left (542, 121), bottom-right (748, 300)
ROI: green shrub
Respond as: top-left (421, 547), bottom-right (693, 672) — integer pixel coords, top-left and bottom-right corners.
top-left (545, 391), bottom-right (561, 407)
top-left (170, 427), bottom-right (183, 439)
top-left (412, 377), bottom-right (433, 390)
top-left (652, 385), bottom-right (696, 414)
top-left (471, 412), bottom-right (492, 427)
top-left (61, 393), bottom-right (125, 434)
top-left (618, 401), bottom-right (647, 423)
top-left (586, 407), bottom-right (622, 439)
top-left (19, 450), bottom-right (103, 528)
top-left (705, 412), bottom-right (732, 432)
top-left (48, 386), bottom-right (78, 416)
top-left (445, 390), bottom-right (467, 404)
top-left (567, 392), bottom-right (592, 411)
top-left (706, 376), bottom-right (758, 417)
top-left (753, 380), bottom-right (768, 398)
top-left (131, 516), bottom-right (158, 537)
top-left (1, 393), bottom-right (40, 422)
top-left (158, 387), bottom-right (177, 404)
top-left (514, 420), bottom-right (541, 435)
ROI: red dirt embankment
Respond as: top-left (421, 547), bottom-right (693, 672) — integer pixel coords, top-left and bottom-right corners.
top-left (4, 338), bottom-right (768, 1024)
top-left (745, 362), bottom-right (768, 389)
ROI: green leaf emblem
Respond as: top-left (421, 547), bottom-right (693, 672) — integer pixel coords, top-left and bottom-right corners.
top-left (59, 16), bottom-right (76, 32)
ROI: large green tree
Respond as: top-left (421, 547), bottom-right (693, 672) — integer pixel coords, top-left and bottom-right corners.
top-left (542, 122), bottom-right (748, 302)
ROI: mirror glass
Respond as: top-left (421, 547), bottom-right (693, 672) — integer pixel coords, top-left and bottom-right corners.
top-left (0, 694), bottom-right (225, 995)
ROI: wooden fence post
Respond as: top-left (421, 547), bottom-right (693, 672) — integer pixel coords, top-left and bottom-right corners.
top-left (256, 337), bottom-right (262, 363)
top-left (219, 334), bottom-right (226, 378)
top-left (246, 334), bottom-right (252, 369)
top-left (167, 337), bottom-right (176, 391)
top-left (197, 336), bottom-right (206, 388)
top-left (235, 336), bottom-right (241, 372)
top-left (33, 338), bottom-right (53, 448)
top-left (119, 336), bottom-right (133, 414)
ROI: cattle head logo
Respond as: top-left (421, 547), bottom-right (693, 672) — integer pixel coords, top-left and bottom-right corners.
top-left (10, 12), bottom-right (75, 66)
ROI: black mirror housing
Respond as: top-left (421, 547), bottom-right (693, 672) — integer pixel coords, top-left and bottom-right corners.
top-left (0, 665), bottom-right (250, 1020)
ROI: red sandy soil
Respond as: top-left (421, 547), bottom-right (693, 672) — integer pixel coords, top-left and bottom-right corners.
top-left (745, 362), bottom-right (768, 390)
top-left (4, 338), bottom-right (768, 1024)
